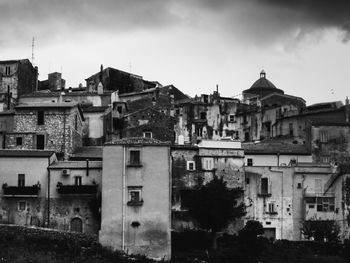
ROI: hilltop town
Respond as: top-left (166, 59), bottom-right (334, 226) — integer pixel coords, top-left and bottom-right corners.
top-left (0, 59), bottom-right (350, 260)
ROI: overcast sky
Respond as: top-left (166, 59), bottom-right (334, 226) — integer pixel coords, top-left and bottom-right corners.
top-left (1, 0), bottom-right (350, 105)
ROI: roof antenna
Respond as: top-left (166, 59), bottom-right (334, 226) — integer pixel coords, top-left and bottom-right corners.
top-left (31, 37), bottom-right (35, 66)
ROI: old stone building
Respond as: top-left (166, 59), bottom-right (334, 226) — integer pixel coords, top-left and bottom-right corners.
top-left (0, 59), bottom-right (38, 111)
top-left (5, 102), bottom-right (84, 159)
top-left (123, 107), bottom-right (175, 142)
top-left (85, 66), bottom-right (157, 94)
top-left (100, 138), bottom-right (171, 260)
top-left (48, 160), bottom-right (102, 234)
top-left (38, 72), bottom-right (66, 91)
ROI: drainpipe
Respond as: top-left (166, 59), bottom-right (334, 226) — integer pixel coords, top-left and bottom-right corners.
top-left (277, 152), bottom-right (280, 167)
top-left (7, 85), bottom-right (11, 110)
top-left (122, 146), bottom-right (126, 251)
top-left (86, 159), bottom-right (89, 177)
top-left (281, 170), bottom-right (284, 239)
top-left (47, 168), bottom-right (51, 228)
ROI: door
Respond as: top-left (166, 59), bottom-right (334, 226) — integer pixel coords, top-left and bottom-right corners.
top-left (36, 134), bottom-right (45, 150)
top-left (71, 218), bottom-right (83, 232)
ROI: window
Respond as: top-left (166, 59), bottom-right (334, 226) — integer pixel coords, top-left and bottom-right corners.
top-left (297, 183), bottom-right (302, 189)
top-left (246, 178), bottom-right (250, 184)
top-left (203, 158), bottom-right (214, 170)
top-left (143, 131), bottom-right (152, 138)
top-left (247, 158), bottom-right (253, 166)
top-left (117, 106), bottom-right (123, 114)
top-left (187, 161), bottom-right (195, 171)
top-left (5, 66), bottom-right (11, 75)
top-left (200, 112), bottom-right (206, 120)
top-left (316, 197), bottom-right (335, 212)
top-left (289, 123), bottom-right (293, 136)
top-left (127, 187), bottom-right (143, 206)
top-left (18, 201), bottom-right (26, 211)
top-left (229, 115), bottom-right (235, 122)
top-left (36, 134), bottom-right (45, 150)
top-left (74, 176), bottom-right (82, 186)
top-left (16, 137), bottom-right (22, 146)
top-left (321, 156), bottom-right (329, 164)
top-left (320, 131), bottom-right (328, 143)
top-left (37, 111), bottom-right (44, 125)
top-left (129, 150), bottom-right (141, 166)
top-left (18, 174), bottom-right (25, 187)
top-left (261, 178), bottom-right (269, 195)
top-left (268, 203), bottom-right (276, 214)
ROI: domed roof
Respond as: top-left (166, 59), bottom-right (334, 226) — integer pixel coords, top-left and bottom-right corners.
top-left (243, 71), bottom-right (284, 98)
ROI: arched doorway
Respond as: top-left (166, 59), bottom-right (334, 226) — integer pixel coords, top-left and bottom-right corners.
top-left (71, 217), bottom-right (83, 233)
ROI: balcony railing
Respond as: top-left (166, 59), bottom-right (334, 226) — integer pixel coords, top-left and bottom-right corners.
top-left (3, 185), bottom-right (40, 197)
top-left (57, 184), bottom-right (98, 195)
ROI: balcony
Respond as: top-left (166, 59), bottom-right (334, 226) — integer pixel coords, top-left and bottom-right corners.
top-left (57, 184), bottom-right (98, 196)
top-left (3, 185), bottom-right (40, 197)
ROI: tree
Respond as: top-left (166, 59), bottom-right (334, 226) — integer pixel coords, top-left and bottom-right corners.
top-left (187, 176), bottom-right (246, 249)
top-left (301, 220), bottom-right (340, 243)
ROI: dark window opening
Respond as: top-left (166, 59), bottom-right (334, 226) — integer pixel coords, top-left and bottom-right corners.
top-left (117, 106), bottom-right (123, 114)
top-left (129, 150), bottom-right (141, 165)
top-left (16, 137), bottom-right (22, 146)
top-left (247, 158), bottom-right (253, 166)
top-left (36, 134), bottom-right (45, 150)
top-left (37, 111), bottom-right (44, 125)
top-left (74, 176), bottom-right (82, 186)
top-left (200, 112), bottom-right (206, 120)
top-left (261, 178), bottom-right (269, 195)
top-left (18, 174), bottom-right (25, 187)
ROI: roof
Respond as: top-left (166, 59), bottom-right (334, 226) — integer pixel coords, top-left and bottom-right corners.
top-left (70, 147), bottom-right (103, 160)
top-left (105, 137), bottom-right (171, 146)
top-left (243, 71), bottom-right (284, 96)
top-left (243, 142), bottom-right (310, 155)
top-left (16, 102), bottom-right (79, 109)
top-left (0, 149), bottom-right (54, 158)
top-left (0, 110), bottom-right (15, 115)
top-left (82, 106), bottom-right (109, 113)
top-left (49, 160), bottom-right (102, 169)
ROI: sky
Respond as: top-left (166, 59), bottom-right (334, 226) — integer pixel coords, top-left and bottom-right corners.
top-left (1, 0), bottom-right (350, 105)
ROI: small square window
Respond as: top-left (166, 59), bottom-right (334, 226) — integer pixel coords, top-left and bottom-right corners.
top-left (309, 204), bottom-right (315, 209)
top-left (247, 158), bottom-right (253, 166)
top-left (297, 183), bottom-right (302, 189)
top-left (246, 178), bottom-right (250, 184)
top-left (16, 137), bottom-right (23, 146)
top-left (143, 131), bottom-right (152, 138)
top-left (18, 201), bottom-right (26, 211)
top-left (127, 187), bottom-right (143, 206)
top-left (187, 161), bottom-right (195, 171)
top-left (129, 150), bottom-right (141, 166)
top-left (229, 115), bottom-right (235, 122)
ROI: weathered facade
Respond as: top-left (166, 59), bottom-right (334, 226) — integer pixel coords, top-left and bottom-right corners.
top-left (100, 138), bottom-right (171, 260)
top-left (171, 139), bottom-right (245, 232)
top-left (5, 103), bottom-right (84, 159)
top-left (0, 59), bottom-right (38, 111)
top-left (48, 160), bottom-right (102, 234)
top-left (0, 150), bottom-right (56, 226)
top-left (124, 107), bottom-right (175, 143)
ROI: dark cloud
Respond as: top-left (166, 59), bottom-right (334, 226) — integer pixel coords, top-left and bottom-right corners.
top-left (1, 0), bottom-right (350, 48)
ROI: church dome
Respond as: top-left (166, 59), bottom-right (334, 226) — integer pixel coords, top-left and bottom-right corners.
top-left (243, 70), bottom-right (284, 99)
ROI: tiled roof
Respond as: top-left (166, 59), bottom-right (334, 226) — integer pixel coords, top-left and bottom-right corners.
top-left (71, 147), bottom-right (103, 160)
top-left (243, 142), bottom-right (310, 155)
top-left (49, 161), bottom-right (102, 169)
top-left (0, 149), bottom-right (54, 158)
top-left (105, 137), bottom-right (170, 146)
